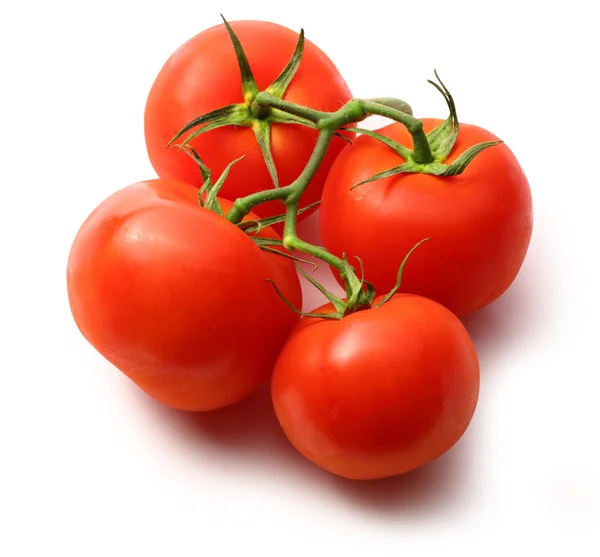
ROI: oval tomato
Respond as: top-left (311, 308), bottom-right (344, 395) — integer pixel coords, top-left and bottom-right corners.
top-left (144, 20), bottom-right (353, 219)
top-left (67, 178), bottom-right (301, 412)
top-left (271, 294), bottom-right (479, 480)
top-left (320, 120), bottom-right (533, 316)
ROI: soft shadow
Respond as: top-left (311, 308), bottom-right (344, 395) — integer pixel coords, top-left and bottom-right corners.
top-left (460, 258), bottom-right (543, 367)
top-left (132, 379), bottom-right (475, 516)
top-left (327, 439), bottom-right (474, 519)
top-left (132, 379), bottom-right (320, 475)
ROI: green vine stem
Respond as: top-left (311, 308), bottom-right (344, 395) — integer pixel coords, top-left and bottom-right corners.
top-left (171, 19), bottom-right (501, 315)
top-left (223, 81), bottom-right (500, 314)
top-left (226, 93), bottom-right (441, 230)
top-left (250, 93), bottom-right (433, 164)
top-left (225, 96), bottom-right (426, 225)
top-left (223, 94), bottom-right (438, 312)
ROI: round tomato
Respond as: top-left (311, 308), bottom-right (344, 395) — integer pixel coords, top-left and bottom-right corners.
top-left (320, 120), bottom-right (533, 316)
top-left (67, 178), bottom-right (301, 412)
top-left (271, 294), bottom-right (479, 480)
top-left (144, 20), bottom-right (353, 219)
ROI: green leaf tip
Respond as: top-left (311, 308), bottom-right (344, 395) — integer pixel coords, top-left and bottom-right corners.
top-left (238, 200), bottom-right (321, 235)
top-left (267, 28), bottom-right (305, 99)
top-left (374, 238), bottom-right (431, 308)
top-left (258, 246), bottom-right (317, 269)
top-left (207, 155), bottom-right (245, 202)
top-left (442, 140), bottom-right (503, 176)
top-left (426, 69), bottom-right (459, 161)
top-left (220, 14), bottom-right (259, 101)
top-left (350, 127), bottom-right (412, 160)
top-left (350, 162), bottom-right (415, 191)
top-left (295, 263), bottom-right (346, 313)
top-left (266, 279), bottom-right (342, 320)
top-left (172, 143), bottom-right (212, 183)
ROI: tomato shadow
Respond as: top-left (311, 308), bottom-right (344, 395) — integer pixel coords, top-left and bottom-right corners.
top-left (460, 258), bottom-right (543, 370)
top-left (133, 379), bottom-right (322, 478)
top-left (174, 381), bottom-right (293, 454)
top-left (324, 436), bottom-right (476, 520)
top-left (132, 379), bottom-right (476, 517)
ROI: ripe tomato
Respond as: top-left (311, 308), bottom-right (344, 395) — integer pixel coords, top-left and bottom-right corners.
top-left (320, 120), bottom-right (533, 316)
top-left (67, 179), bottom-right (301, 412)
top-left (144, 20), bottom-right (353, 219)
top-left (271, 294), bottom-right (479, 480)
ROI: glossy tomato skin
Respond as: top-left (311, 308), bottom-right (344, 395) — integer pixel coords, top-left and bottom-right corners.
top-left (67, 179), bottom-right (301, 412)
top-left (272, 294), bottom-right (479, 480)
top-left (145, 20), bottom-right (354, 219)
top-left (320, 120), bottom-right (533, 316)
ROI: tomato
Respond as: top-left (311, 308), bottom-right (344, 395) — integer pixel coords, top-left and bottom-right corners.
top-left (67, 178), bottom-right (301, 412)
top-left (144, 20), bottom-right (353, 219)
top-left (271, 294), bottom-right (479, 480)
top-left (319, 120), bottom-right (533, 316)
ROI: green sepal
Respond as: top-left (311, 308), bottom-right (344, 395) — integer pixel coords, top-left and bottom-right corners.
top-left (344, 256), bottom-right (365, 311)
top-left (427, 114), bottom-right (453, 152)
top-left (295, 263), bottom-right (347, 313)
top-left (260, 247), bottom-right (313, 267)
top-left (253, 120), bottom-right (279, 188)
top-left (180, 107), bottom-right (251, 148)
top-left (266, 279), bottom-right (343, 320)
top-left (220, 15), bottom-right (259, 102)
top-left (428, 74), bottom-right (459, 162)
top-left (363, 279), bottom-right (377, 306)
top-left (334, 131), bottom-right (354, 145)
top-left (267, 29), bottom-right (305, 99)
top-left (374, 238), bottom-right (431, 308)
top-left (350, 162), bottom-right (415, 190)
top-left (434, 124), bottom-right (459, 162)
top-left (426, 73), bottom-right (458, 156)
top-left (427, 78), bottom-right (459, 154)
top-left (168, 104), bottom-right (249, 148)
top-left (341, 255), bottom-right (373, 315)
top-left (250, 237), bottom-right (283, 247)
top-left (203, 156), bottom-right (245, 216)
top-left (421, 162), bottom-right (451, 176)
top-left (365, 97), bottom-right (413, 116)
top-left (173, 144), bottom-right (217, 210)
top-left (173, 144), bottom-right (212, 183)
top-left (197, 178), bottom-right (212, 207)
top-left (236, 220), bottom-right (262, 233)
top-left (441, 140), bottom-right (503, 176)
top-left (349, 71), bottom-right (503, 184)
top-left (347, 127), bottom-right (413, 160)
top-left (237, 200), bottom-right (321, 234)
top-left (252, 237), bottom-right (316, 268)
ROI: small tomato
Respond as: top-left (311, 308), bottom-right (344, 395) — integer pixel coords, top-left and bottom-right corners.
top-left (272, 294), bottom-right (479, 480)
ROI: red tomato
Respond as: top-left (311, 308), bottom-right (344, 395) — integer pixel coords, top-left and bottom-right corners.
top-left (272, 294), bottom-right (479, 480)
top-left (67, 179), bottom-right (301, 412)
top-left (144, 20), bottom-right (353, 219)
top-left (320, 120), bottom-right (533, 316)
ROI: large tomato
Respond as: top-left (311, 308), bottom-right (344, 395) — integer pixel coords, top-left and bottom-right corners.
top-left (271, 294), bottom-right (480, 480)
top-left (67, 178), bottom-right (301, 412)
top-left (320, 120), bottom-right (533, 316)
top-left (144, 20), bottom-right (353, 219)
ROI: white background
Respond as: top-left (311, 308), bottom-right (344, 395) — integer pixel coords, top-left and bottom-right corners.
top-left (1, 0), bottom-right (598, 554)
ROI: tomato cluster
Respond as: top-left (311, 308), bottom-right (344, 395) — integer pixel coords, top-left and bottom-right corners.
top-left (67, 18), bottom-right (532, 481)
